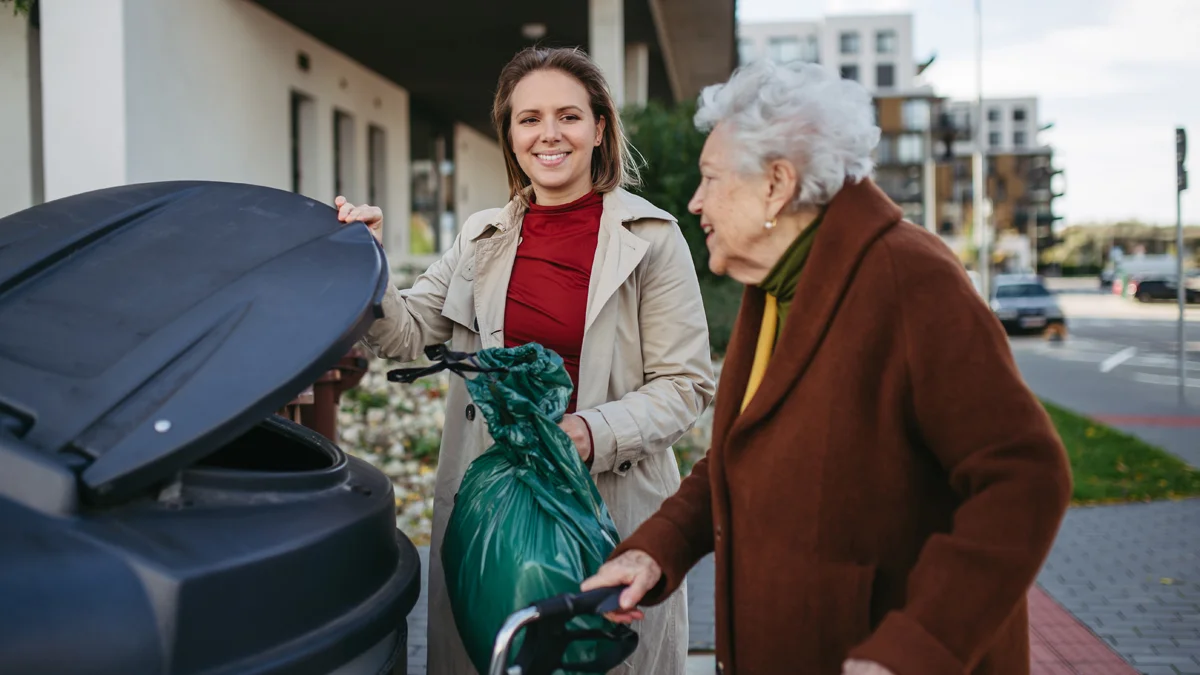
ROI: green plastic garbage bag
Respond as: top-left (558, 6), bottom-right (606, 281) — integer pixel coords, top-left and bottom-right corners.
top-left (389, 344), bottom-right (624, 674)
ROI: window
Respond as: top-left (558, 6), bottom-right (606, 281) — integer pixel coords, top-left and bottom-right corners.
top-left (840, 31), bottom-right (860, 54)
top-left (1014, 131), bottom-right (1027, 147)
top-left (987, 107), bottom-right (1000, 122)
top-left (1013, 107), bottom-right (1027, 122)
top-left (897, 134), bottom-right (924, 163)
top-left (995, 283), bottom-right (1050, 298)
top-left (875, 136), bottom-right (896, 164)
top-left (289, 91), bottom-right (316, 195)
top-left (840, 64), bottom-right (859, 82)
top-left (409, 109), bottom-right (456, 256)
top-left (989, 131), bottom-right (1001, 147)
top-left (768, 36), bottom-right (802, 63)
top-left (738, 38), bottom-right (756, 65)
top-left (368, 125), bottom-right (387, 215)
top-left (333, 109), bottom-right (356, 198)
top-left (799, 35), bottom-right (820, 62)
top-left (876, 29), bottom-right (897, 54)
top-left (876, 63), bottom-right (895, 88)
top-left (902, 99), bottom-right (930, 131)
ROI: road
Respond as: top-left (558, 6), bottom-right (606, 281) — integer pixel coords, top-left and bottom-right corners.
top-left (1009, 281), bottom-right (1200, 467)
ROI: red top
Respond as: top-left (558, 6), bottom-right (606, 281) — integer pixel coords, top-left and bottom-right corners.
top-left (504, 191), bottom-right (603, 414)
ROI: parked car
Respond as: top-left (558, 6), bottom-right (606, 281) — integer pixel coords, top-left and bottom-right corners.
top-left (989, 274), bottom-right (1067, 336)
top-left (1126, 275), bottom-right (1200, 303)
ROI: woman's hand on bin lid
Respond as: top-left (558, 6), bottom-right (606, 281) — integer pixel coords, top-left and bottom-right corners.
top-left (559, 414), bottom-right (594, 464)
top-left (580, 550), bottom-right (661, 623)
top-left (841, 659), bottom-right (895, 675)
top-left (334, 196), bottom-right (384, 245)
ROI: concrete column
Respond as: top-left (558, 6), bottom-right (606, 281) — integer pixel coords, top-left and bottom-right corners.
top-left (589, 0), bottom-right (625, 107)
top-left (624, 43), bottom-right (649, 108)
top-left (40, 0), bottom-right (128, 201)
top-left (0, 12), bottom-right (34, 216)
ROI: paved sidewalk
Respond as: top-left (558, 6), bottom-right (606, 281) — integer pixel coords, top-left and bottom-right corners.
top-left (1036, 499), bottom-right (1200, 674)
top-left (406, 499), bottom-right (1200, 674)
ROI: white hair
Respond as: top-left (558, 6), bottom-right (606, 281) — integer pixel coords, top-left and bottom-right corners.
top-left (694, 60), bottom-right (881, 209)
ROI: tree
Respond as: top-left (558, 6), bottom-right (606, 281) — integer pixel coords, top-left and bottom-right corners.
top-left (1, 0), bottom-right (33, 17)
top-left (623, 100), bottom-right (744, 354)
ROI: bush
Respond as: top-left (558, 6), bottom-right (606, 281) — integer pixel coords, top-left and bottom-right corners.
top-left (623, 100), bottom-right (743, 355)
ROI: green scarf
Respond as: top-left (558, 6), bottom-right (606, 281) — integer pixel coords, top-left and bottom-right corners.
top-left (756, 211), bottom-right (824, 334)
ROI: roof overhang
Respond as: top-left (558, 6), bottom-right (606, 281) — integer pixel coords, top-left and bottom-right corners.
top-left (250, 0), bottom-right (736, 135)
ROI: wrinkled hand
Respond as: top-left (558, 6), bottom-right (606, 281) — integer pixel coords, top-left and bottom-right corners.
top-left (558, 414), bottom-right (593, 463)
top-left (842, 659), bottom-right (895, 675)
top-left (580, 550), bottom-right (662, 624)
top-left (334, 196), bottom-right (384, 244)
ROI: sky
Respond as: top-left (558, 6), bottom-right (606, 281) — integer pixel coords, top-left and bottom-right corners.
top-left (736, 0), bottom-right (1200, 227)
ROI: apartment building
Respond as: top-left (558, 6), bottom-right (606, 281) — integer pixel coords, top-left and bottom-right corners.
top-left (738, 14), bottom-right (921, 94)
top-left (736, 14), bottom-right (1063, 267)
top-left (939, 98), bottom-right (1062, 269)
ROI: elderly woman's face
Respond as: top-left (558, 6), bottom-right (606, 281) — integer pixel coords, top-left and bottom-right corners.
top-left (687, 123), bottom-right (777, 285)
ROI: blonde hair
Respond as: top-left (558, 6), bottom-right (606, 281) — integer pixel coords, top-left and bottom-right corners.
top-left (492, 46), bottom-right (641, 203)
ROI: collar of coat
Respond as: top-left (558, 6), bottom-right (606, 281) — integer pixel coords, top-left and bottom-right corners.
top-left (468, 186), bottom-right (674, 241)
top-left (717, 177), bottom-right (905, 438)
top-left (461, 186), bottom-right (677, 339)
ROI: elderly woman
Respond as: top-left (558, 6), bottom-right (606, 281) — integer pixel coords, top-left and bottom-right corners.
top-left (582, 60), bottom-right (1072, 675)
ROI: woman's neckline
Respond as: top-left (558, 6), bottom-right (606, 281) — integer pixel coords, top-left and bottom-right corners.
top-left (528, 191), bottom-right (603, 215)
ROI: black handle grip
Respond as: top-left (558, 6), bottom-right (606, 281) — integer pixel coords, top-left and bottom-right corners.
top-left (532, 586), bottom-right (628, 620)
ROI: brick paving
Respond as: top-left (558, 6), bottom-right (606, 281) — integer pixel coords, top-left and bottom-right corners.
top-left (404, 499), bottom-right (1200, 674)
top-left (1036, 499), bottom-right (1200, 675)
top-left (1029, 584), bottom-right (1139, 674)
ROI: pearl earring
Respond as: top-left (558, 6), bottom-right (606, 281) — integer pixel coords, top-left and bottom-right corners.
top-left (765, 219), bottom-right (776, 230)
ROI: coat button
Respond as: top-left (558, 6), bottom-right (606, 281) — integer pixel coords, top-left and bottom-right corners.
top-left (715, 524), bottom-right (722, 539)
top-left (618, 460), bottom-right (632, 472)
top-left (465, 404), bottom-right (476, 421)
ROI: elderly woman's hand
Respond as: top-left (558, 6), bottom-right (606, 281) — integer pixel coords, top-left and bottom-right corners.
top-left (334, 196), bottom-right (384, 244)
top-left (841, 659), bottom-right (895, 675)
top-left (580, 550), bottom-right (662, 623)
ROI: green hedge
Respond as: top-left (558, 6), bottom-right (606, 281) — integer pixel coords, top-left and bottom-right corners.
top-left (2, 0), bottom-right (33, 17)
top-left (623, 100), bottom-right (743, 355)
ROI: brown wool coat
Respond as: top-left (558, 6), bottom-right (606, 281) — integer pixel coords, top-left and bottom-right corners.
top-left (613, 179), bottom-right (1073, 675)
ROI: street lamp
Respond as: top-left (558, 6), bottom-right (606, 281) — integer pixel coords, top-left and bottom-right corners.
top-left (974, 0), bottom-right (990, 299)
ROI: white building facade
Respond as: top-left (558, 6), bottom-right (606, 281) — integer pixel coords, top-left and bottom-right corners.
top-left (738, 14), bottom-right (920, 94)
top-left (944, 97), bottom-right (1043, 155)
top-left (1, 0), bottom-right (734, 267)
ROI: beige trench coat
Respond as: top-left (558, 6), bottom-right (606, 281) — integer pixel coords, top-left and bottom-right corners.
top-left (358, 188), bottom-right (716, 675)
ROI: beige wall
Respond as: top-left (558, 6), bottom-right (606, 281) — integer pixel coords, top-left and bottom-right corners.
top-left (35, 0), bottom-right (414, 259)
top-left (453, 123), bottom-right (509, 221)
top-left (0, 11), bottom-right (34, 217)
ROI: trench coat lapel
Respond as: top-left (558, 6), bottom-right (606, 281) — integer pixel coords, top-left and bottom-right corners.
top-left (719, 179), bottom-right (905, 443)
top-left (469, 198), bottom-right (524, 349)
top-left (586, 191), bottom-right (650, 333)
top-left (467, 189), bottom-right (657, 356)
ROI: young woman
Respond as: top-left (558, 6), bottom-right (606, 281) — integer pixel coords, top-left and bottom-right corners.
top-left (335, 46), bottom-right (715, 675)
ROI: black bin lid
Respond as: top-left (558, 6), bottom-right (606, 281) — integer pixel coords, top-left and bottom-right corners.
top-left (0, 181), bottom-right (387, 504)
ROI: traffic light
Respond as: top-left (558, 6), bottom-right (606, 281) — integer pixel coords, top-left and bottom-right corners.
top-left (1178, 127), bottom-right (1188, 192)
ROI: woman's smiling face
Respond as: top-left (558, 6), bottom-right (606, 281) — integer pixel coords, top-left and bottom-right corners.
top-left (508, 69), bottom-right (605, 205)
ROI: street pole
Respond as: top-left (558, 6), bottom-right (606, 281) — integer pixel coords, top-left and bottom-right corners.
top-left (974, 0), bottom-right (989, 299)
top-left (1176, 127), bottom-right (1188, 405)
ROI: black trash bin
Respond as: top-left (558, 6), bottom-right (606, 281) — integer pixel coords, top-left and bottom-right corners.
top-left (0, 181), bottom-right (421, 675)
